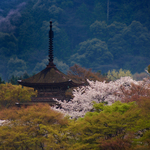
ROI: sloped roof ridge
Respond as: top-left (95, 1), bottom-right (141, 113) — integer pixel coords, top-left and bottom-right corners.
top-left (20, 67), bottom-right (81, 84)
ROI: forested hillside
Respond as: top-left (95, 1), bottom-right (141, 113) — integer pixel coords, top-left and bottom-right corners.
top-left (0, 0), bottom-right (150, 80)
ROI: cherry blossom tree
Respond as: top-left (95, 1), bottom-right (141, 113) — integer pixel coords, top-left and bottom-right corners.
top-left (53, 77), bottom-right (150, 118)
top-left (0, 120), bottom-right (5, 125)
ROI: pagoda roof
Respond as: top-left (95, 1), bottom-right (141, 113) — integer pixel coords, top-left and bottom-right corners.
top-left (18, 66), bottom-right (84, 88)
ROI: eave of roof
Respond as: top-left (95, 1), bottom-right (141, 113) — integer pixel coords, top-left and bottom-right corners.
top-left (18, 67), bottom-right (84, 87)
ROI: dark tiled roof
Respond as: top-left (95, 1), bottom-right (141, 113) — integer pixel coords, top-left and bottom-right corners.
top-left (18, 67), bottom-right (84, 87)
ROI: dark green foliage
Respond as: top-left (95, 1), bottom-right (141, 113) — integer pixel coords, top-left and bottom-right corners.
top-left (9, 72), bottom-right (30, 85)
top-left (0, 77), bottom-right (5, 84)
top-left (9, 75), bottom-right (20, 85)
top-left (69, 38), bottom-right (113, 68)
top-left (108, 21), bottom-right (150, 58)
top-left (7, 57), bottom-right (27, 80)
top-left (0, 33), bottom-right (18, 57)
top-left (0, 0), bottom-right (150, 79)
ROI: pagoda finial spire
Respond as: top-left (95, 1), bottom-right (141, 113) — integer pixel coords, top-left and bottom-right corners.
top-left (47, 21), bottom-right (56, 68)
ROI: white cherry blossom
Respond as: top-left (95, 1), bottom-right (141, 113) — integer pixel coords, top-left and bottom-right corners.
top-left (53, 77), bottom-right (150, 118)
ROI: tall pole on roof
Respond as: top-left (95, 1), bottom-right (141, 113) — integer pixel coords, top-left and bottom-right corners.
top-left (47, 21), bottom-right (56, 68)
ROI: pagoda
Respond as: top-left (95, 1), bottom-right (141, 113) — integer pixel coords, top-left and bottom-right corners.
top-left (18, 21), bottom-right (84, 104)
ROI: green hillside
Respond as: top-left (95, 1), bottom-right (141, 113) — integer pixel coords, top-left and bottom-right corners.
top-left (0, 0), bottom-right (150, 80)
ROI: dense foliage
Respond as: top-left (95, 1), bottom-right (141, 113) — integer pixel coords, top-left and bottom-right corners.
top-left (0, 104), bottom-right (69, 150)
top-left (0, 75), bottom-right (150, 149)
top-left (0, 0), bottom-right (150, 80)
top-left (0, 1), bottom-right (150, 148)
top-left (0, 83), bottom-right (37, 108)
top-left (1, 98), bottom-right (150, 149)
top-left (107, 68), bottom-right (133, 81)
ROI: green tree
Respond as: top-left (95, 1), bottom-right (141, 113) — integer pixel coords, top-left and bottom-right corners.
top-left (7, 57), bottom-right (27, 79)
top-left (90, 21), bottom-right (127, 41)
top-left (92, 2), bottom-right (106, 22)
top-left (67, 101), bottom-right (140, 150)
top-left (90, 21), bottom-right (108, 41)
top-left (75, 3), bottom-right (92, 25)
top-left (0, 77), bottom-right (5, 84)
top-left (0, 32), bottom-right (18, 57)
top-left (69, 38), bottom-right (113, 68)
top-left (127, 98), bottom-right (150, 150)
top-left (0, 83), bottom-right (36, 108)
top-left (59, 0), bottom-right (74, 8)
top-left (107, 68), bottom-right (133, 81)
top-left (0, 104), bottom-right (69, 150)
top-left (108, 21), bottom-right (150, 58)
top-left (8, 72), bottom-right (30, 85)
top-left (9, 75), bottom-right (20, 85)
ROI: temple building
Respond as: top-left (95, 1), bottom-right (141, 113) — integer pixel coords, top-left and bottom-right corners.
top-left (18, 21), bottom-right (84, 104)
